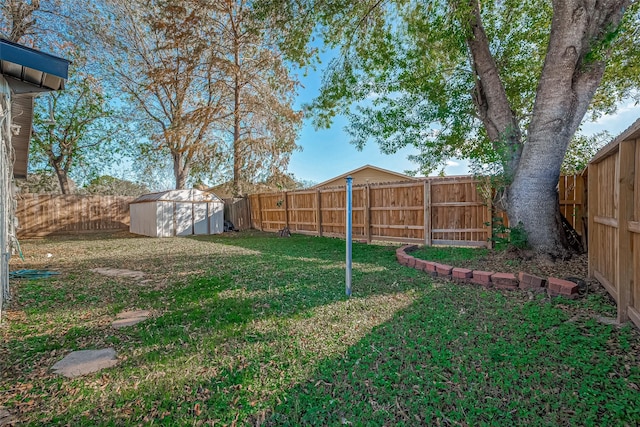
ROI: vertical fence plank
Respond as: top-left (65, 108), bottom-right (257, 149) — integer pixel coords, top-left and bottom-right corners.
top-left (424, 180), bottom-right (431, 246)
top-left (257, 194), bottom-right (264, 231)
top-left (486, 181), bottom-right (493, 249)
top-left (617, 140), bottom-right (635, 323)
top-left (588, 163), bottom-right (599, 278)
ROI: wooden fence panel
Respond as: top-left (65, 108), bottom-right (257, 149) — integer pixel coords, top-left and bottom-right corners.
top-left (588, 128), bottom-right (639, 328)
top-left (430, 179), bottom-right (491, 247)
top-left (287, 191), bottom-right (317, 234)
top-left (589, 153), bottom-right (619, 299)
top-left (223, 198), bottom-right (252, 231)
top-left (256, 193), bottom-right (287, 232)
top-left (633, 141), bottom-right (640, 327)
top-left (559, 174), bottom-right (585, 234)
top-left (369, 182), bottom-right (425, 243)
top-left (16, 194), bottom-right (134, 238)
top-left (248, 194), bottom-right (262, 229)
top-left (320, 188), bottom-right (346, 237)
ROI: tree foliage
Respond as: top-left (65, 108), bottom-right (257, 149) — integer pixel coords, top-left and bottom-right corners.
top-left (30, 56), bottom-right (116, 194)
top-left (82, 175), bottom-right (149, 196)
top-left (561, 131), bottom-right (611, 175)
top-left (260, 0), bottom-right (639, 174)
top-left (89, 0), bottom-right (228, 190)
top-left (216, 0), bottom-right (302, 196)
top-left (86, 0), bottom-right (302, 192)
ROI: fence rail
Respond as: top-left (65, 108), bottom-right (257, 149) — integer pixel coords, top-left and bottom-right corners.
top-left (16, 194), bottom-right (134, 238)
top-left (249, 175), bottom-right (584, 249)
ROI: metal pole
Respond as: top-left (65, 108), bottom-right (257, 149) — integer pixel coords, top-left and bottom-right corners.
top-left (346, 176), bottom-right (352, 297)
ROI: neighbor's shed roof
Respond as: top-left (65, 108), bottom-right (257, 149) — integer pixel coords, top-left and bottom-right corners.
top-left (131, 189), bottom-right (223, 204)
top-left (313, 164), bottom-right (417, 189)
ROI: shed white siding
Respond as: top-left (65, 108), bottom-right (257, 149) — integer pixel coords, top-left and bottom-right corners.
top-left (129, 190), bottom-right (224, 237)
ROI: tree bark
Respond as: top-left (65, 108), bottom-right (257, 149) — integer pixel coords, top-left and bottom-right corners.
top-left (507, 0), bottom-right (628, 256)
top-left (465, 0), bottom-right (522, 179)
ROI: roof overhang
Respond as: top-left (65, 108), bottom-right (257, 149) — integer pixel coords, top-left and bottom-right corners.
top-left (0, 39), bottom-right (69, 178)
top-left (0, 38), bottom-right (69, 93)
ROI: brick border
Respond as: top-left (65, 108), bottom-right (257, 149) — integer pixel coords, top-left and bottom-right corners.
top-left (395, 245), bottom-right (579, 299)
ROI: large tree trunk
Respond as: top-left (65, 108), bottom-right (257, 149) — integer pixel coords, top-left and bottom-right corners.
top-left (172, 151), bottom-right (189, 190)
top-left (507, 0), bottom-right (628, 256)
top-left (53, 166), bottom-right (71, 194)
top-left (232, 26), bottom-right (243, 197)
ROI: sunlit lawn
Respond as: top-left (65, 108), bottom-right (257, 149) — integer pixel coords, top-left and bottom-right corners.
top-left (1, 231), bottom-right (638, 425)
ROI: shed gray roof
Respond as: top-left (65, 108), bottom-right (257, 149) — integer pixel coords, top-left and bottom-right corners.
top-left (131, 189), bottom-right (223, 204)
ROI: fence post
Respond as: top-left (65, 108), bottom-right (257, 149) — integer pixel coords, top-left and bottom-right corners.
top-left (424, 179), bottom-right (431, 246)
top-left (283, 191), bottom-right (289, 230)
top-left (486, 181), bottom-right (493, 249)
top-left (346, 176), bottom-right (353, 297)
top-left (365, 183), bottom-right (371, 244)
top-left (316, 189), bottom-right (322, 237)
top-left (245, 197), bottom-right (252, 231)
top-left (617, 140), bottom-right (635, 324)
top-left (257, 194), bottom-right (264, 231)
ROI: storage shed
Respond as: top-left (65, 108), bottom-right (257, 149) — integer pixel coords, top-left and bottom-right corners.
top-left (129, 189), bottom-right (224, 237)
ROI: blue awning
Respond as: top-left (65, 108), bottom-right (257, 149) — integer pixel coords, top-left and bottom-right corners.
top-left (0, 38), bottom-right (70, 93)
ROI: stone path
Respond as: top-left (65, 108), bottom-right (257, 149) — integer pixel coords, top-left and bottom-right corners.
top-left (90, 268), bottom-right (145, 280)
top-left (50, 309), bottom-right (151, 379)
top-left (112, 310), bottom-right (150, 328)
top-left (51, 348), bottom-right (118, 378)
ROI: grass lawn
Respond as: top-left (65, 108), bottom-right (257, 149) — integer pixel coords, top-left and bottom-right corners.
top-left (1, 231), bottom-right (639, 425)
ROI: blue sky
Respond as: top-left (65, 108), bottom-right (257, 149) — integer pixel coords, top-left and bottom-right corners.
top-left (287, 56), bottom-right (640, 185)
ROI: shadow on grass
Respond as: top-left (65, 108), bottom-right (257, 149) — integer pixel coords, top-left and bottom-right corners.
top-left (263, 286), bottom-right (640, 426)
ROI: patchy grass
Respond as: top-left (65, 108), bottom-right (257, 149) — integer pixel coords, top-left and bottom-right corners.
top-left (411, 246), bottom-right (488, 264)
top-left (1, 231), bottom-right (638, 425)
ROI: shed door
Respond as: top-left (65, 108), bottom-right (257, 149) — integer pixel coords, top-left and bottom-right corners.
top-left (209, 202), bottom-right (224, 234)
top-left (175, 203), bottom-right (193, 236)
top-left (193, 203), bottom-right (209, 235)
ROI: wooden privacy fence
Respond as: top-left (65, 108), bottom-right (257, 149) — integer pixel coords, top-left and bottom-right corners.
top-left (16, 194), bottom-right (134, 238)
top-left (249, 175), bottom-right (585, 248)
top-left (588, 120), bottom-right (640, 328)
top-left (223, 198), bottom-right (252, 231)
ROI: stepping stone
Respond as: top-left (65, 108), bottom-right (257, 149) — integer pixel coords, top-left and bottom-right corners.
top-left (112, 310), bottom-right (150, 328)
top-left (90, 268), bottom-right (145, 280)
top-left (52, 348), bottom-right (118, 378)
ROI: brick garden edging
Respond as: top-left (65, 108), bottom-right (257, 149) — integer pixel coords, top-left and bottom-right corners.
top-left (396, 245), bottom-right (580, 299)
